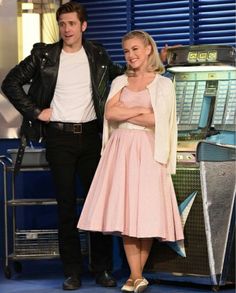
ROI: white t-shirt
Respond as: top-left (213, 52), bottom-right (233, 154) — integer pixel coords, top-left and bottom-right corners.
top-left (50, 47), bottom-right (96, 123)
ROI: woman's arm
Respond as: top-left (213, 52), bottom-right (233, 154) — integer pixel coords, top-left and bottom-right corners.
top-left (105, 91), bottom-right (152, 122)
top-left (127, 112), bottom-right (155, 127)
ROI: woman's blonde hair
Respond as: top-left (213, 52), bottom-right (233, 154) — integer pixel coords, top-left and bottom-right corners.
top-left (122, 30), bottom-right (165, 76)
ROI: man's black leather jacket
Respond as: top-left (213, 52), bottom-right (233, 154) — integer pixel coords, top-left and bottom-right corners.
top-left (1, 39), bottom-right (123, 140)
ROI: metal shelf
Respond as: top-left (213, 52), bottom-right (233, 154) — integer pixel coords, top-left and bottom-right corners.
top-left (5, 165), bottom-right (50, 173)
top-left (8, 253), bottom-right (59, 260)
top-left (7, 198), bottom-right (84, 206)
top-left (0, 155), bottom-right (88, 278)
top-left (8, 254), bottom-right (59, 260)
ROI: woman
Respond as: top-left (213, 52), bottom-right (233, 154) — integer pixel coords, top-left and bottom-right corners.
top-left (78, 30), bottom-right (184, 293)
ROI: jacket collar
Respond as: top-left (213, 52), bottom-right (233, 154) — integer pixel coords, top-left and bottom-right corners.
top-left (45, 38), bottom-right (92, 64)
top-left (41, 40), bottom-right (63, 65)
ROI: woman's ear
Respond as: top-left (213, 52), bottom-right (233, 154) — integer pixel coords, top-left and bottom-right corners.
top-left (146, 45), bottom-right (152, 56)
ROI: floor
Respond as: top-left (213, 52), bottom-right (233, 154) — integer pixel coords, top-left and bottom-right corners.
top-left (0, 259), bottom-right (235, 293)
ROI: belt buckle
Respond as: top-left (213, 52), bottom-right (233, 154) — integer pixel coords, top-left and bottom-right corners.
top-left (73, 124), bottom-right (82, 134)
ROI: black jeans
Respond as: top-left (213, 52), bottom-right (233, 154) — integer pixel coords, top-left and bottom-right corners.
top-left (45, 123), bottom-right (113, 277)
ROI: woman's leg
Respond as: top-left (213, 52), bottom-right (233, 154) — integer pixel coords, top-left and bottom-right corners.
top-left (123, 236), bottom-right (142, 280)
top-left (140, 238), bottom-right (153, 271)
top-left (122, 236), bottom-right (153, 292)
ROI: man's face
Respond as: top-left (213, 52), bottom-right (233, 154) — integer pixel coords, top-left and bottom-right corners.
top-left (58, 12), bottom-right (87, 51)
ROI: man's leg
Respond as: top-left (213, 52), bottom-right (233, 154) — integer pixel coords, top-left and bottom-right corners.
top-left (77, 132), bottom-right (116, 286)
top-left (50, 162), bottom-right (82, 277)
top-left (45, 128), bottom-right (82, 289)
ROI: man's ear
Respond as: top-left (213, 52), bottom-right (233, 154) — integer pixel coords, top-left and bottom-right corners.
top-left (81, 21), bottom-right (87, 32)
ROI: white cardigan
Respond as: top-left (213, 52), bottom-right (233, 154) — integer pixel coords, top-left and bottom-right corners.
top-left (102, 74), bottom-right (177, 174)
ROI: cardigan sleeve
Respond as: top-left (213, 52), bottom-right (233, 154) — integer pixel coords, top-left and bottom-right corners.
top-left (167, 81), bottom-right (177, 174)
top-left (151, 76), bottom-right (177, 174)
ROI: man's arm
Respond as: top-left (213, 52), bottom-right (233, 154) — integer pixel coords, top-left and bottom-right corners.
top-left (1, 53), bottom-right (42, 121)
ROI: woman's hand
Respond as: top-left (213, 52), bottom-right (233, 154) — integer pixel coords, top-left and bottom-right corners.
top-left (138, 107), bottom-right (153, 115)
top-left (128, 112), bottom-right (155, 127)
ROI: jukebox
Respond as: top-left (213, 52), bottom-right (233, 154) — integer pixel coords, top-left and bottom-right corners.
top-left (146, 45), bottom-right (236, 290)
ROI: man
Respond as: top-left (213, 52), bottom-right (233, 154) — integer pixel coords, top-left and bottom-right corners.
top-left (1, 1), bottom-right (123, 290)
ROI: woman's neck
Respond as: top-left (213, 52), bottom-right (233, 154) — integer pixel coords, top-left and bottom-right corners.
top-left (133, 68), bottom-right (155, 78)
top-left (127, 72), bottom-right (156, 91)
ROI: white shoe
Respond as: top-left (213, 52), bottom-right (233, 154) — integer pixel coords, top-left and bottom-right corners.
top-left (134, 278), bottom-right (148, 293)
top-left (121, 278), bottom-right (134, 292)
top-left (142, 278), bottom-right (149, 285)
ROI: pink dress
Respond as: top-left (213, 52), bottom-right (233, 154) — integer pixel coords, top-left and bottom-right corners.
top-left (78, 87), bottom-right (184, 241)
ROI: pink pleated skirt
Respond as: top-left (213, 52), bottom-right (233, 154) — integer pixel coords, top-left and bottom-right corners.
top-left (78, 128), bottom-right (184, 241)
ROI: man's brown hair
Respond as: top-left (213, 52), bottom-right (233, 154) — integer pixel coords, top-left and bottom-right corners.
top-left (56, 1), bottom-right (88, 23)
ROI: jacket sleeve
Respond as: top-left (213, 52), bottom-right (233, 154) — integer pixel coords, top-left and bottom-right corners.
top-left (108, 58), bottom-right (125, 81)
top-left (97, 44), bottom-right (124, 80)
top-left (1, 48), bottom-right (42, 121)
top-left (91, 41), bottom-right (124, 81)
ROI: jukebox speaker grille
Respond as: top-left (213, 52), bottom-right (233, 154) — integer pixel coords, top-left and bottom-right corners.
top-left (146, 167), bottom-right (211, 276)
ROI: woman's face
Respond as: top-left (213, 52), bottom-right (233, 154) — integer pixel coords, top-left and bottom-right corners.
top-left (123, 37), bottom-right (151, 70)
